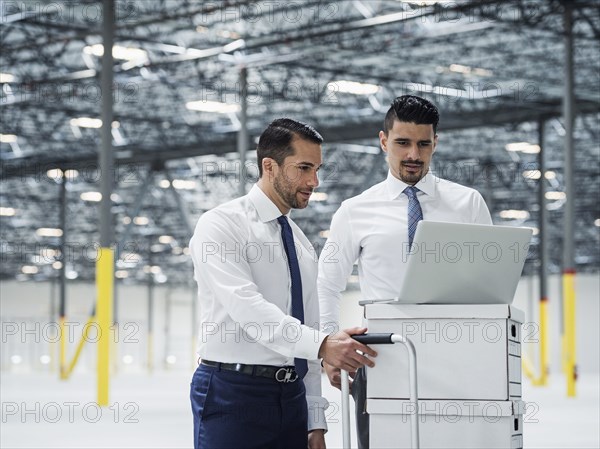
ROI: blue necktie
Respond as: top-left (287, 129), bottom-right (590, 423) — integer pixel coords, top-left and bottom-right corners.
top-left (277, 215), bottom-right (308, 379)
top-left (404, 186), bottom-right (423, 250)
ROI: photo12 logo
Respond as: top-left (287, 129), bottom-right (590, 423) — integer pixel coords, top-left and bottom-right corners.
top-left (2, 401), bottom-right (139, 424)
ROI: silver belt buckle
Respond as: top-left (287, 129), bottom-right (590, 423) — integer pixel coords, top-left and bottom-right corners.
top-left (275, 367), bottom-right (298, 383)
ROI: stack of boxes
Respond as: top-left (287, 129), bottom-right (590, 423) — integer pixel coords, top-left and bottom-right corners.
top-left (363, 303), bottom-right (525, 449)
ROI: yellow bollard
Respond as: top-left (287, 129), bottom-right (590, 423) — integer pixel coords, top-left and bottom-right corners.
top-left (538, 298), bottom-right (549, 385)
top-left (96, 247), bottom-right (114, 406)
top-left (563, 270), bottom-right (577, 397)
top-left (59, 316), bottom-right (67, 380)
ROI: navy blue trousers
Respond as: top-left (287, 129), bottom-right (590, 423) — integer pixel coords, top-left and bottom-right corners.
top-left (190, 364), bottom-right (308, 449)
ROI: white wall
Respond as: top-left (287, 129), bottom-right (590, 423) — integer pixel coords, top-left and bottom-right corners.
top-left (1, 273), bottom-right (598, 374)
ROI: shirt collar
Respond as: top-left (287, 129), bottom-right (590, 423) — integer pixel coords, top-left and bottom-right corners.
top-left (248, 184), bottom-right (286, 223)
top-left (385, 170), bottom-right (436, 200)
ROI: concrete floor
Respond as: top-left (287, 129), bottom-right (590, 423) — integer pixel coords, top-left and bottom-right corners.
top-left (1, 370), bottom-right (598, 448)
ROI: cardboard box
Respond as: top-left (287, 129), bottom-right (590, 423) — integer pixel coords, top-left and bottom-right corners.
top-left (368, 399), bottom-right (525, 449)
top-left (364, 304), bottom-right (523, 400)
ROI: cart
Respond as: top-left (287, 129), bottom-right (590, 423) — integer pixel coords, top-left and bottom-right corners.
top-left (341, 333), bottom-right (419, 449)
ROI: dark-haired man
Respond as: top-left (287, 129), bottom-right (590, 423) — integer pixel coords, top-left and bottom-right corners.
top-left (318, 96), bottom-right (492, 448)
top-left (189, 118), bottom-right (377, 449)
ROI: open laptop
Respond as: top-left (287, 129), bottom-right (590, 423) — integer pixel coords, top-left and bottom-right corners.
top-left (391, 221), bottom-right (533, 305)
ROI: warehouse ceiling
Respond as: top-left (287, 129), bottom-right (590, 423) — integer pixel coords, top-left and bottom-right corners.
top-left (1, 0), bottom-right (599, 286)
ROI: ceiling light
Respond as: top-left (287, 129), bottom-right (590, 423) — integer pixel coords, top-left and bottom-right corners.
top-left (115, 270), bottom-right (129, 279)
top-left (544, 171), bottom-right (556, 180)
top-left (310, 192), bottom-right (328, 202)
top-left (52, 261), bottom-right (63, 270)
top-left (159, 235), bottom-right (174, 244)
top-left (449, 64), bottom-right (471, 74)
top-left (327, 80), bottom-right (380, 96)
top-left (65, 270), bottom-right (78, 280)
top-left (594, 219), bottom-right (600, 227)
top-left (80, 191), bottom-right (102, 202)
top-left (505, 142), bottom-right (540, 153)
top-left (545, 191), bottom-right (566, 200)
top-left (83, 44), bottom-right (148, 61)
top-left (319, 230), bottom-right (330, 238)
top-left (473, 67), bottom-right (494, 77)
top-left (70, 117), bottom-right (102, 128)
top-left (65, 169), bottom-right (79, 180)
top-left (47, 169), bottom-right (63, 179)
top-left (448, 64), bottom-right (493, 77)
top-left (398, 0), bottom-right (441, 4)
top-left (0, 207), bottom-right (16, 216)
top-left (530, 227), bottom-right (539, 236)
top-left (150, 266), bottom-right (162, 274)
top-left (183, 247), bottom-right (190, 255)
top-left (499, 210), bottom-right (530, 220)
top-left (522, 170), bottom-right (541, 180)
top-left (186, 100), bottom-right (241, 114)
top-left (122, 216), bottom-right (131, 225)
top-left (159, 180), bottom-right (170, 188)
top-left (222, 39), bottom-right (245, 52)
top-left (0, 73), bottom-right (15, 83)
top-left (36, 228), bottom-right (63, 237)
top-left (172, 247), bottom-right (183, 255)
top-left (172, 179), bottom-right (197, 190)
top-left (0, 134), bottom-right (17, 143)
top-left (344, 144), bottom-right (381, 154)
top-left (133, 216), bottom-right (149, 225)
top-left (22, 265), bottom-right (39, 274)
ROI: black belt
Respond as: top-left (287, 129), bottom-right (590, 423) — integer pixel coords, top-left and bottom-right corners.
top-left (201, 360), bottom-right (299, 383)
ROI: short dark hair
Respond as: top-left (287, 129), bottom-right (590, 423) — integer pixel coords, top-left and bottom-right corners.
top-left (257, 118), bottom-right (323, 177)
top-left (383, 95), bottom-right (440, 135)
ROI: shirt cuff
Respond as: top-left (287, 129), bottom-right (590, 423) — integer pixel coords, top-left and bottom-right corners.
top-left (306, 395), bottom-right (329, 432)
top-left (296, 325), bottom-right (329, 360)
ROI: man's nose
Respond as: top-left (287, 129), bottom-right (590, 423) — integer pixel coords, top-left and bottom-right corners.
top-left (308, 170), bottom-right (319, 188)
top-left (407, 144), bottom-right (420, 159)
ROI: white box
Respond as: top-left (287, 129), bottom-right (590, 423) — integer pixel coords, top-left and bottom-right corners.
top-left (365, 304), bottom-right (523, 400)
top-left (368, 399), bottom-right (525, 449)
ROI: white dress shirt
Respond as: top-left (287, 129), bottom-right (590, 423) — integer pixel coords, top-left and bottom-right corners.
top-left (189, 183), bottom-right (329, 431)
top-left (318, 170), bottom-right (493, 329)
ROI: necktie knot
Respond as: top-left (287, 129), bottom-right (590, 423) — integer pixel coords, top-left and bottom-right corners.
top-left (277, 215), bottom-right (288, 226)
top-left (403, 186), bottom-right (420, 199)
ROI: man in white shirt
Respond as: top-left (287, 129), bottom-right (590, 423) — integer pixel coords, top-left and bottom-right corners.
top-left (318, 95), bottom-right (493, 448)
top-left (189, 118), bottom-right (377, 449)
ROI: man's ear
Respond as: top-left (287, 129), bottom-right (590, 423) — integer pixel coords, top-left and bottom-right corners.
top-left (379, 130), bottom-right (388, 153)
top-left (262, 157), bottom-right (275, 179)
top-left (432, 134), bottom-right (438, 153)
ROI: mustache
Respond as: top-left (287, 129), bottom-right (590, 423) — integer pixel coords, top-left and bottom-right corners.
top-left (401, 160), bottom-right (424, 166)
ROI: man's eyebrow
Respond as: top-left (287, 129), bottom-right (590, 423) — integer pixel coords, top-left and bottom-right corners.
top-left (296, 161), bottom-right (323, 169)
top-left (393, 137), bottom-right (432, 142)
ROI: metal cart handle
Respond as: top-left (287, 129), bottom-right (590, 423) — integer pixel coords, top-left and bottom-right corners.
top-left (341, 333), bottom-right (419, 449)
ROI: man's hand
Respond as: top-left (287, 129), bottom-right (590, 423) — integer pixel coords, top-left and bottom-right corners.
top-left (308, 429), bottom-right (326, 449)
top-left (318, 327), bottom-right (377, 372)
top-left (324, 361), bottom-right (358, 392)
top-left (323, 361), bottom-right (356, 392)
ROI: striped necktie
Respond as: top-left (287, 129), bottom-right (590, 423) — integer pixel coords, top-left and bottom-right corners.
top-left (403, 186), bottom-right (423, 250)
top-left (277, 215), bottom-right (308, 379)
